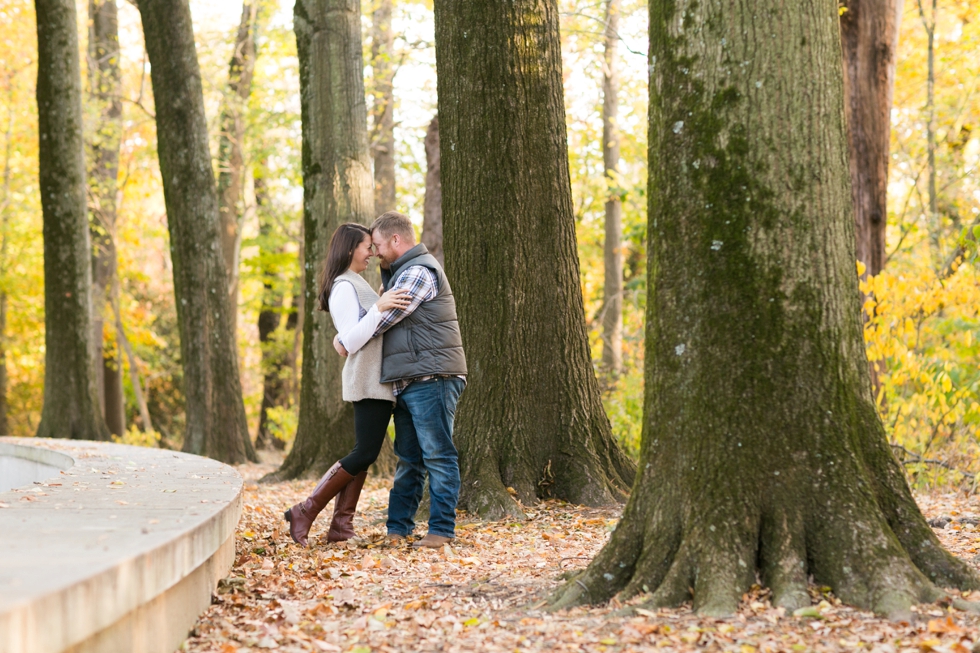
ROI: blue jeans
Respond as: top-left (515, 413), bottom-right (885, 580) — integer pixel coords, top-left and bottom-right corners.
top-left (386, 377), bottom-right (465, 538)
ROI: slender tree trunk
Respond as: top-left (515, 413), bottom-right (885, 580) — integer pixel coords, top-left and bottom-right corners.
top-left (550, 0), bottom-right (978, 619)
top-left (88, 0), bottom-right (126, 437)
top-left (291, 228), bottom-right (304, 406)
top-left (918, 0), bottom-right (941, 268)
top-left (136, 0), bottom-right (256, 463)
top-left (435, 0), bottom-right (636, 520)
top-left (420, 114), bottom-right (443, 266)
top-left (34, 0), bottom-right (110, 441)
top-left (217, 2), bottom-right (259, 338)
top-left (255, 172), bottom-right (288, 451)
top-left (112, 297), bottom-right (154, 434)
top-left (370, 0), bottom-right (396, 214)
top-left (0, 79), bottom-right (13, 435)
top-left (255, 289), bottom-right (285, 450)
top-left (840, 0), bottom-right (901, 280)
top-left (600, 0), bottom-right (622, 378)
top-left (263, 0), bottom-right (375, 481)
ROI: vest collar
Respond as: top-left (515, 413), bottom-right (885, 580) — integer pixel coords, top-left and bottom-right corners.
top-left (383, 243), bottom-right (430, 288)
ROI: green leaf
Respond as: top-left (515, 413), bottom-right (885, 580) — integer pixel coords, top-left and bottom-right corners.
top-left (792, 606), bottom-right (823, 619)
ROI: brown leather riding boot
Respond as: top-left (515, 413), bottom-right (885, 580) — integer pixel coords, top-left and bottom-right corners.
top-left (325, 471), bottom-right (367, 541)
top-left (284, 462), bottom-right (353, 546)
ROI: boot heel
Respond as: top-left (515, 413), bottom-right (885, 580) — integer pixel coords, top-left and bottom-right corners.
top-left (284, 509), bottom-right (292, 523)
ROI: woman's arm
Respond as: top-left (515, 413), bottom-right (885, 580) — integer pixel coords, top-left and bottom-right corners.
top-left (331, 285), bottom-right (410, 355)
top-left (337, 304), bottom-right (383, 355)
top-left (327, 282), bottom-right (362, 336)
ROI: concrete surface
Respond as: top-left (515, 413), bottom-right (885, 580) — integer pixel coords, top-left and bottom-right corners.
top-left (0, 442), bottom-right (74, 493)
top-left (0, 438), bottom-right (243, 653)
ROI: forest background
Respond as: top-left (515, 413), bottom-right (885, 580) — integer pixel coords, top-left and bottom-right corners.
top-left (0, 0), bottom-right (977, 489)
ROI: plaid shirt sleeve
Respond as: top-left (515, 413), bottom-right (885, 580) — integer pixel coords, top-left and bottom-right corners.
top-left (371, 265), bottom-right (438, 338)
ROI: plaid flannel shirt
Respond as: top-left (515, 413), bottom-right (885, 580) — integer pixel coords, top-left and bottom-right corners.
top-left (372, 265), bottom-right (464, 395)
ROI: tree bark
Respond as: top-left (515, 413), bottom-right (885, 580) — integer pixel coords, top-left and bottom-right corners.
top-left (0, 79), bottom-right (13, 435)
top-left (420, 114), bottom-right (443, 266)
top-left (549, 0), bottom-right (979, 619)
top-left (370, 0), bottom-right (396, 214)
top-left (918, 0), bottom-right (941, 269)
top-left (840, 0), bottom-right (901, 281)
top-left (600, 0), bottom-right (623, 378)
top-left (88, 0), bottom-right (126, 437)
top-left (434, 0), bottom-right (636, 520)
top-left (34, 0), bottom-right (110, 441)
top-left (263, 0), bottom-right (375, 481)
top-left (112, 297), bottom-right (154, 434)
top-left (136, 0), bottom-right (256, 463)
top-left (255, 172), bottom-right (290, 451)
top-left (217, 1), bottom-right (259, 338)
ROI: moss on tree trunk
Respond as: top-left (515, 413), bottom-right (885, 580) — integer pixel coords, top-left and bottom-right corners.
top-left (434, 0), bottom-right (635, 521)
top-left (137, 0), bottom-right (256, 463)
top-left (549, 0), bottom-right (978, 619)
top-left (263, 0), bottom-right (375, 481)
top-left (34, 0), bottom-right (110, 441)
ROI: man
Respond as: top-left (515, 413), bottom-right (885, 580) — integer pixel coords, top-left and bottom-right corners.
top-left (334, 211), bottom-right (467, 548)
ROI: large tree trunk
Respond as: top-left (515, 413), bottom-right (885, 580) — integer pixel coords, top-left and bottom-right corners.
top-left (88, 0), bottom-right (126, 437)
top-left (34, 0), bottom-right (110, 441)
top-left (136, 0), bottom-right (256, 463)
top-left (840, 0), bottom-right (901, 281)
top-left (217, 2), bottom-right (259, 338)
top-left (550, 0), bottom-right (979, 619)
top-left (263, 0), bottom-right (375, 481)
top-left (435, 0), bottom-right (635, 520)
top-left (420, 114), bottom-right (443, 266)
top-left (370, 0), bottom-right (396, 214)
top-left (600, 0), bottom-right (623, 378)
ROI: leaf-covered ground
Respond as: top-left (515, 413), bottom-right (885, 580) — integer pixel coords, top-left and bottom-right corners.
top-left (181, 460), bottom-right (980, 653)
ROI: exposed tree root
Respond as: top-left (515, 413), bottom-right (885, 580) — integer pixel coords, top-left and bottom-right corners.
top-left (548, 448), bottom-right (980, 620)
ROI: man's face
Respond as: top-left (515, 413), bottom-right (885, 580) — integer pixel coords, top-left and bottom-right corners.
top-left (372, 231), bottom-right (397, 268)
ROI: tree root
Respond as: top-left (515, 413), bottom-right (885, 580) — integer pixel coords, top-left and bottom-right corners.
top-left (548, 483), bottom-right (978, 620)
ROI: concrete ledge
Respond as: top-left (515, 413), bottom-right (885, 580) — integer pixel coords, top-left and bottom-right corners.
top-left (0, 438), bottom-right (243, 653)
top-left (0, 442), bottom-right (74, 493)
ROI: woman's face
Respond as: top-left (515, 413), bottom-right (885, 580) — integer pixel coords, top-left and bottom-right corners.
top-left (349, 234), bottom-right (374, 273)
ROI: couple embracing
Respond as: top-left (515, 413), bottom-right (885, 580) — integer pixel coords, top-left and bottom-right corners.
top-left (284, 211), bottom-right (467, 549)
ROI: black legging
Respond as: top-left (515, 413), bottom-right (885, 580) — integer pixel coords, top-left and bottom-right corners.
top-left (339, 399), bottom-right (394, 475)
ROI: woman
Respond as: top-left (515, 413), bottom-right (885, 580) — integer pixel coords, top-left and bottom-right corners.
top-left (284, 223), bottom-right (409, 546)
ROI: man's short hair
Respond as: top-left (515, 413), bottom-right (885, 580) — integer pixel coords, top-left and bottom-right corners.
top-left (371, 211), bottom-right (416, 243)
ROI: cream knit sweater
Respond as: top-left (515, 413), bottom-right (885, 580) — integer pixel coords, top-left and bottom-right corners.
top-left (329, 270), bottom-right (395, 403)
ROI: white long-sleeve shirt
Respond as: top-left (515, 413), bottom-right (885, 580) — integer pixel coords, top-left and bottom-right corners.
top-left (328, 281), bottom-right (383, 352)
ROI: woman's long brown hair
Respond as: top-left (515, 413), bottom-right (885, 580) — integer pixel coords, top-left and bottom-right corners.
top-left (318, 223), bottom-right (372, 312)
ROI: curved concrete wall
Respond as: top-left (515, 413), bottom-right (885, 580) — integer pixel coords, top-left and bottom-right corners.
top-left (0, 443), bottom-right (74, 493)
top-left (0, 438), bottom-right (242, 653)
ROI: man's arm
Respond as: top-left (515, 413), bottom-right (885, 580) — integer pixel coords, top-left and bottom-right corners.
top-left (335, 266), bottom-right (437, 354)
top-left (371, 266), bottom-right (437, 336)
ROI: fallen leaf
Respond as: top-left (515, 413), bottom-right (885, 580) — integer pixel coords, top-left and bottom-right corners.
top-left (793, 606), bottom-right (823, 619)
top-left (360, 555), bottom-right (378, 570)
top-left (928, 617), bottom-right (964, 634)
top-left (330, 588), bottom-right (357, 609)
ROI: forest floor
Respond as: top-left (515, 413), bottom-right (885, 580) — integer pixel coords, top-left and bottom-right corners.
top-left (180, 457), bottom-right (980, 653)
